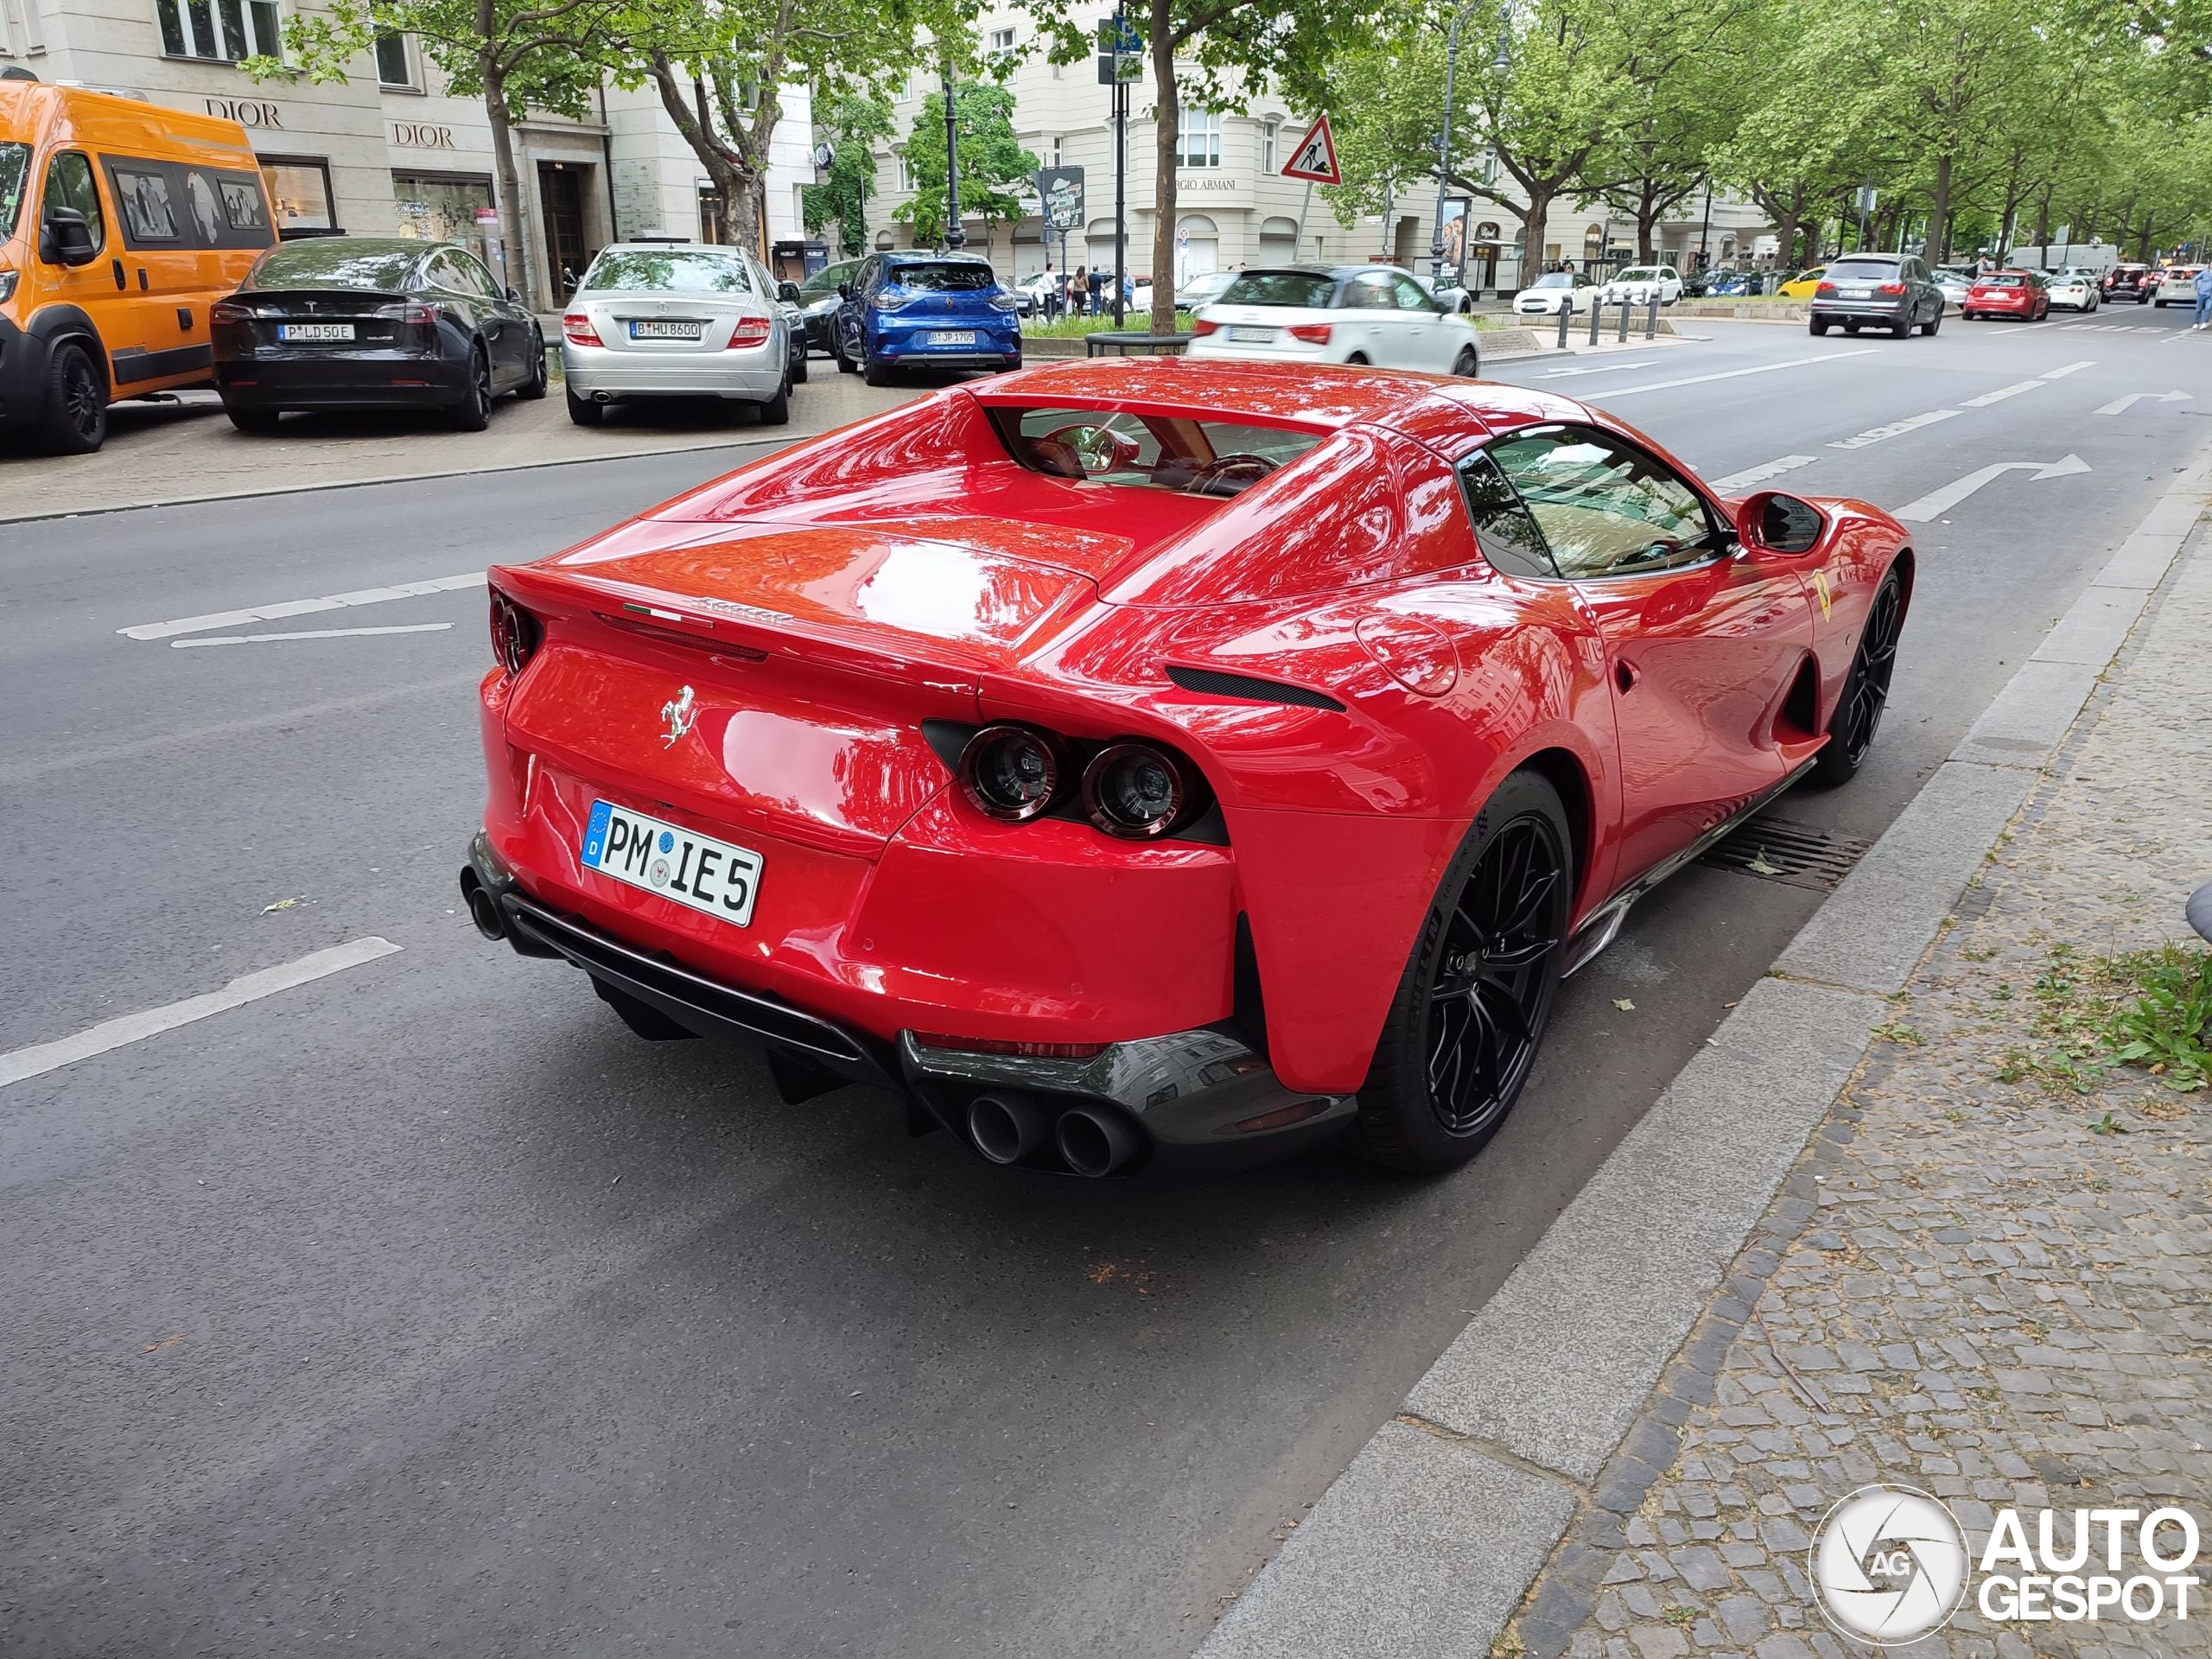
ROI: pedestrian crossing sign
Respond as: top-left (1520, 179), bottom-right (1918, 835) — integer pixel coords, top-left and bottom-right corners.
top-left (1281, 115), bottom-right (1341, 185)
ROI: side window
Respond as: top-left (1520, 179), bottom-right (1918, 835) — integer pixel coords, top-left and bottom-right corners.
top-left (1455, 451), bottom-right (1558, 580)
top-left (43, 151), bottom-right (105, 255)
top-left (1340, 274), bottom-right (1393, 309)
top-left (1484, 425), bottom-right (1719, 580)
top-left (460, 252), bottom-right (504, 297)
top-left (1390, 274), bottom-right (1434, 311)
top-left (426, 251), bottom-right (467, 292)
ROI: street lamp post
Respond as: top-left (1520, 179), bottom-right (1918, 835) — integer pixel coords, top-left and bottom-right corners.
top-left (1427, 0), bottom-right (1510, 290)
top-left (942, 58), bottom-right (964, 251)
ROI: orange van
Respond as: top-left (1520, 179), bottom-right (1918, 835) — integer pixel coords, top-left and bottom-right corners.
top-left (1, 78), bottom-right (274, 454)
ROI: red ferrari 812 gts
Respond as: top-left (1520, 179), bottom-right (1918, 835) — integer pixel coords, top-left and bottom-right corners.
top-left (463, 359), bottom-right (1910, 1179)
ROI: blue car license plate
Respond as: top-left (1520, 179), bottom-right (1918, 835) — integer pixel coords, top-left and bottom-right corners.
top-left (927, 330), bottom-right (977, 346)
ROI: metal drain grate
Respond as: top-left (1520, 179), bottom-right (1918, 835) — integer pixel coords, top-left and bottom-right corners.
top-left (1700, 817), bottom-right (1874, 890)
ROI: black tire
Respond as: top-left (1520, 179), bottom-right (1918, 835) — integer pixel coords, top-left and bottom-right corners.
top-left (790, 346), bottom-right (809, 385)
top-left (1891, 319), bottom-right (1910, 338)
top-left (862, 350), bottom-right (893, 388)
top-left (517, 331), bottom-right (549, 399)
top-left (1352, 770), bottom-right (1573, 1173)
top-left (1345, 352), bottom-right (1370, 365)
top-left (1812, 567), bottom-right (1904, 787)
top-left (226, 404), bottom-right (282, 435)
top-left (41, 340), bottom-right (107, 455)
top-left (1845, 322), bottom-right (1862, 334)
top-left (1921, 308), bottom-right (1940, 336)
top-left (565, 385), bottom-right (603, 426)
top-left (1808, 318), bottom-right (1829, 336)
top-left (446, 348), bottom-right (492, 431)
top-left (1001, 354), bottom-right (1023, 374)
top-left (1451, 345), bottom-right (1479, 378)
top-left (836, 335), bottom-right (857, 373)
top-left (758, 372), bottom-right (791, 425)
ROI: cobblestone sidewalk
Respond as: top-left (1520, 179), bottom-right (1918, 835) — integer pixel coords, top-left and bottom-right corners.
top-left (1502, 524), bottom-right (2212, 1659)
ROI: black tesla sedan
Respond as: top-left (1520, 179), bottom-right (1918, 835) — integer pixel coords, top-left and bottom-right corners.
top-left (211, 237), bottom-right (546, 433)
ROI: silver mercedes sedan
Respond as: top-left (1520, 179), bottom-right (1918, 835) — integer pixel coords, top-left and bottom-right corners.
top-left (560, 243), bottom-right (793, 426)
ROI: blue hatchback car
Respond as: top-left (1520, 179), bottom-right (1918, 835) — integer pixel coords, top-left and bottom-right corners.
top-left (833, 252), bottom-right (1022, 384)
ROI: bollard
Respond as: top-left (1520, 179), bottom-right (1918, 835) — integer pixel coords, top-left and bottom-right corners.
top-left (1556, 303), bottom-right (1570, 350)
top-left (1616, 296), bottom-right (1630, 342)
top-left (1587, 296), bottom-right (1602, 346)
top-left (1645, 293), bottom-right (1659, 340)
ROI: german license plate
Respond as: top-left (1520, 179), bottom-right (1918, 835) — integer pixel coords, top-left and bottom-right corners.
top-left (927, 329), bottom-right (978, 346)
top-left (279, 322), bottom-right (354, 341)
top-left (1840, 286), bottom-right (1872, 299)
top-left (581, 800), bottom-right (763, 927)
top-left (629, 319), bottom-right (705, 340)
top-left (1230, 325), bottom-right (1280, 342)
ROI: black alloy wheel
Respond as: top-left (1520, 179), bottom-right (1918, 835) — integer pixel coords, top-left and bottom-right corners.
top-left (448, 348), bottom-right (492, 431)
top-left (1813, 568), bottom-right (1904, 786)
top-left (44, 341), bottom-right (107, 455)
top-left (1355, 769), bottom-right (1572, 1172)
top-left (518, 330), bottom-right (549, 399)
top-left (1452, 345), bottom-right (1479, 378)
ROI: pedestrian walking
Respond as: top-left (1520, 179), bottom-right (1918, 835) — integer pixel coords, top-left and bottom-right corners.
top-left (2194, 264), bottom-right (2212, 329)
top-left (1087, 266), bottom-right (1104, 315)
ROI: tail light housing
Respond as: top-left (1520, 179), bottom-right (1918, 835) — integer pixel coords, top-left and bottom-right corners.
top-left (989, 292), bottom-right (1021, 311)
top-left (563, 312), bottom-right (602, 346)
top-left (1876, 281), bottom-right (1906, 296)
top-left (953, 725), bottom-right (1212, 839)
top-left (1191, 317), bottom-right (1219, 335)
top-left (375, 301), bottom-right (440, 325)
top-left (1815, 282), bottom-right (1836, 296)
top-left (958, 726), bottom-right (1064, 821)
top-left (488, 589), bottom-right (542, 677)
top-left (1287, 322), bottom-right (1332, 344)
top-left (1082, 742), bottom-right (1201, 839)
top-left (210, 297), bottom-right (252, 323)
top-left (726, 315), bottom-right (774, 348)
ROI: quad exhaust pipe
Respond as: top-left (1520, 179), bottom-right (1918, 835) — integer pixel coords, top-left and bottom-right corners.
top-left (966, 1093), bottom-right (1146, 1177)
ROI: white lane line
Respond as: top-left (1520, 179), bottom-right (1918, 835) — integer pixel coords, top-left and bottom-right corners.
top-left (1540, 359), bottom-right (1658, 378)
top-left (171, 623), bottom-right (454, 649)
top-left (2041, 361), bottom-right (2095, 378)
top-left (1961, 378), bottom-right (2048, 408)
top-left (1594, 348), bottom-right (1878, 398)
top-left (120, 571), bottom-right (485, 641)
top-left (1708, 455), bottom-right (1819, 493)
top-left (0, 938), bottom-right (403, 1090)
top-left (1827, 409), bottom-right (1960, 451)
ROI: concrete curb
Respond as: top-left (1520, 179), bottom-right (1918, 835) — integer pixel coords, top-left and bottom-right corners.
top-left (1195, 443), bottom-right (2212, 1658)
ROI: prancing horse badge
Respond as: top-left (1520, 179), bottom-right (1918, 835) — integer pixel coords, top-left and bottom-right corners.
top-left (660, 684), bottom-right (697, 747)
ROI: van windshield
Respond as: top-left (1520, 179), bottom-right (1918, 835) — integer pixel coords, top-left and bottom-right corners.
top-left (0, 143), bottom-right (27, 238)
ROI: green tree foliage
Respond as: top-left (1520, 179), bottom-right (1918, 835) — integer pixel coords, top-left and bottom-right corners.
top-left (894, 83), bottom-right (1039, 247)
top-left (803, 92), bottom-right (895, 256)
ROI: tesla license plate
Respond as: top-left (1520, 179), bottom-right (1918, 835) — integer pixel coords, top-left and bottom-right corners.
top-left (927, 330), bottom-right (977, 346)
top-left (582, 800), bottom-right (763, 927)
top-left (279, 322), bottom-right (354, 341)
top-left (629, 319), bottom-right (705, 340)
top-left (1230, 326), bottom-right (1281, 342)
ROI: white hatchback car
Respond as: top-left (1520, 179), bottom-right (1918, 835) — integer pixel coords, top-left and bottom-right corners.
top-left (560, 243), bottom-right (791, 426)
top-left (2152, 266), bottom-right (2202, 308)
top-left (1599, 265), bottom-right (1683, 306)
top-left (1188, 265), bottom-right (1483, 375)
top-left (1512, 270), bottom-right (1599, 315)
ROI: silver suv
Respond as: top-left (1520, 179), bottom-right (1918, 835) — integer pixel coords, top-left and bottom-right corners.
top-left (1808, 254), bottom-right (1945, 339)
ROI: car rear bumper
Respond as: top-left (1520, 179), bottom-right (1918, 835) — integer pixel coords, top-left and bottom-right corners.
top-left (562, 339), bottom-right (785, 398)
top-left (214, 353), bottom-right (467, 409)
top-left (1808, 300), bottom-right (1915, 323)
top-left (461, 830), bottom-right (1352, 1179)
top-left (1185, 334), bottom-right (1332, 363)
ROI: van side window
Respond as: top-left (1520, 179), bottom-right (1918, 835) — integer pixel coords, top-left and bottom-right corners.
top-left (43, 151), bottom-right (105, 255)
top-left (111, 163), bottom-right (181, 245)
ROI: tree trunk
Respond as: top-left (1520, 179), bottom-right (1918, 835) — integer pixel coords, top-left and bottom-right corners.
top-left (650, 60), bottom-right (753, 257)
top-left (479, 52), bottom-right (540, 308)
top-left (1924, 153), bottom-right (1952, 262)
top-left (1147, 13), bottom-right (1177, 335)
top-left (1636, 193), bottom-right (1659, 264)
top-left (1520, 184), bottom-right (1554, 286)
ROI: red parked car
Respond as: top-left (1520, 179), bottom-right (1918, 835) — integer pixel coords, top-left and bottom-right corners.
top-left (463, 360), bottom-right (1913, 1179)
top-left (1961, 270), bottom-right (2050, 321)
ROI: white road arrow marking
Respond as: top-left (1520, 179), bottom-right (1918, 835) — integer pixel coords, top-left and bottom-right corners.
top-left (1708, 455), bottom-right (1819, 493)
top-left (2093, 390), bottom-right (2194, 416)
top-left (1894, 455), bottom-right (2092, 522)
top-left (169, 622), bottom-right (455, 649)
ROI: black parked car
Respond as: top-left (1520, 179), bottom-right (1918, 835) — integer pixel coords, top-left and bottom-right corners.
top-left (1807, 252), bottom-right (1944, 337)
top-left (2101, 264), bottom-right (2154, 303)
top-left (791, 257), bottom-right (861, 355)
top-left (211, 237), bottom-right (546, 434)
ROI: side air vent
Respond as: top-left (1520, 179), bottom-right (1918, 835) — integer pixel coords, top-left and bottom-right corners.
top-left (1166, 665), bottom-right (1346, 712)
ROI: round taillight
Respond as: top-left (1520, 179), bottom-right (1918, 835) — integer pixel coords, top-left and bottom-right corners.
top-left (958, 725), bottom-right (1063, 820)
top-left (489, 592), bottom-right (537, 676)
top-left (1082, 742), bottom-right (1194, 839)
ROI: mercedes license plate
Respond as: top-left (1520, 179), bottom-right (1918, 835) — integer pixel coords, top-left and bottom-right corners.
top-left (581, 800), bottom-right (763, 927)
top-left (629, 319), bottom-right (706, 340)
top-left (279, 322), bottom-right (354, 341)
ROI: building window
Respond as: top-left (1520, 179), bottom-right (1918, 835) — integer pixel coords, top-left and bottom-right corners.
top-left (1261, 121), bottom-right (1279, 173)
top-left (157, 0), bottom-right (282, 60)
top-left (893, 76), bottom-right (915, 104)
top-left (893, 152), bottom-right (913, 193)
top-left (1051, 135), bottom-right (1063, 166)
top-left (260, 155), bottom-right (335, 232)
top-left (373, 30), bottom-right (414, 87)
top-left (2, 0), bottom-right (48, 55)
top-left (987, 25), bottom-right (1014, 55)
top-left (1177, 109), bottom-right (1220, 168)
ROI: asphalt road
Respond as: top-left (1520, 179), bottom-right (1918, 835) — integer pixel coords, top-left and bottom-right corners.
top-left (3, 311), bottom-right (2206, 1657)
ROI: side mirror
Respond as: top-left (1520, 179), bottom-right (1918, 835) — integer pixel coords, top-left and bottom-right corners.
top-left (1735, 491), bottom-right (1825, 556)
top-left (836, 283), bottom-right (852, 301)
top-left (40, 204), bottom-right (98, 267)
top-left (778, 281), bottom-right (803, 303)
top-left (505, 285), bottom-right (524, 303)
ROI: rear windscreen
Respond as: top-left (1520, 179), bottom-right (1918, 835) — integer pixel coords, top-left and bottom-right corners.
top-left (1980, 273), bottom-right (2025, 287)
top-left (582, 249), bottom-right (753, 294)
top-left (995, 406), bottom-right (1321, 498)
top-left (248, 243), bottom-right (421, 290)
top-left (1218, 272), bottom-right (1337, 308)
top-left (1827, 259), bottom-right (1900, 279)
top-left (887, 263), bottom-right (995, 291)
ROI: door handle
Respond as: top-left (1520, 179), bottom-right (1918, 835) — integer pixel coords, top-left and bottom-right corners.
top-left (111, 257), bottom-right (126, 289)
top-left (1615, 660), bottom-right (1641, 694)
